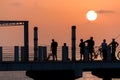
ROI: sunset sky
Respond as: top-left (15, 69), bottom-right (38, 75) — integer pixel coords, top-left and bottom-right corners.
top-left (0, 0), bottom-right (120, 47)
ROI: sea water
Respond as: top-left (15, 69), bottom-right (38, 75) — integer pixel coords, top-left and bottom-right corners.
top-left (0, 71), bottom-right (101, 80)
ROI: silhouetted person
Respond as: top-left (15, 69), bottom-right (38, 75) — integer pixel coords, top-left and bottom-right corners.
top-left (109, 38), bottom-right (119, 61)
top-left (79, 39), bottom-right (85, 60)
top-left (101, 39), bottom-right (108, 61)
top-left (85, 37), bottom-right (95, 61)
top-left (51, 39), bottom-right (58, 61)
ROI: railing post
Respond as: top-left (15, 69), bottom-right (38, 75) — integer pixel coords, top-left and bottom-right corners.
top-left (43, 46), bottom-right (47, 61)
top-left (84, 46), bottom-right (89, 61)
top-left (14, 46), bottom-right (19, 62)
top-left (0, 47), bottom-right (2, 62)
top-left (62, 43), bottom-right (68, 61)
top-left (38, 46), bottom-right (43, 61)
top-left (21, 46), bottom-right (24, 62)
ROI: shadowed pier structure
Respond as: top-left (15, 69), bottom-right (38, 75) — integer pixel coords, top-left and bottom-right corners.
top-left (0, 21), bottom-right (120, 80)
top-left (0, 61), bottom-right (119, 80)
top-left (0, 20), bottom-right (29, 62)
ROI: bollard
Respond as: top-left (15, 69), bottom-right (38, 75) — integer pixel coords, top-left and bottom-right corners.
top-left (62, 43), bottom-right (68, 62)
top-left (14, 46), bottom-right (19, 62)
top-left (34, 27), bottom-right (38, 61)
top-left (34, 46), bottom-right (38, 61)
top-left (38, 46), bottom-right (43, 61)
top-left (0, 47), bottom-right (2, 62)
top-left (24, 21), bottom-right (29, 62)
top-left (71, 26), bottom-right (76, 61)
top-left (43, 46), bottom-right (47, 61)
top-left (84, 46), bottom-right (89, 61)
top-left (107, 46), bottom-right (111, 61)
top-left (21, 46), bottom-right (24, 62)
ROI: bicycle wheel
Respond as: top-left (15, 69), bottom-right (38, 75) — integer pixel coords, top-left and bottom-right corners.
top-left (93, 48), bottom-right (103, 60)
top-left (117, 51), bottom-right (120, 60)
top-left (92, 51), bottom-right (98, 60)
top-left (99, 51), bottom-right (103, 60)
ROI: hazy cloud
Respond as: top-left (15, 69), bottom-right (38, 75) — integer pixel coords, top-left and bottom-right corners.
top-left (96, 10), bottom-right (115, 14)
top-left (11, 2), bottom-right (22, 6)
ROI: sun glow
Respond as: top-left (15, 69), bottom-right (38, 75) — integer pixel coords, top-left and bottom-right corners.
top-left (86, 10), bottom-right (97, 21)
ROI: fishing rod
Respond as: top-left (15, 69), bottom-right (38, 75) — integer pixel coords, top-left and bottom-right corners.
top-left (115, 33), bottom-right (120, 40)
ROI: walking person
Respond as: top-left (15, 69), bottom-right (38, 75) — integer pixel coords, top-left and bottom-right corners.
top-left (109, 38), bottom-right (119, 61)
top-left (85, 37), bottom-right (95, 61)
top-left (101, 39), bottom-right (108, 61)
top-left (79, 39), bottom-right (85, 60)
top-left (51, 39), bottom-right (58, 61)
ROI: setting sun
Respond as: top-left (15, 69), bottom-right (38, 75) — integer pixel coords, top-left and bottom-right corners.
top-left (86, 10), bottom-right (97, 21)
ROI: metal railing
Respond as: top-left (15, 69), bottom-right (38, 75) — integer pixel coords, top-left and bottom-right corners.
top-left (0, 45), bottom-right (117, 62)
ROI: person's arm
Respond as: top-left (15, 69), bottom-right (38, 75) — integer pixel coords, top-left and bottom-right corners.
top-left (108, 42), bottom-right (111, 46)
top-left (84, 40), bottom-right (88, 43)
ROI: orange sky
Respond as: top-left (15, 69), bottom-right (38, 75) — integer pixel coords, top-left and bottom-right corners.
top-left (0, 0), bottom-right (120, 46)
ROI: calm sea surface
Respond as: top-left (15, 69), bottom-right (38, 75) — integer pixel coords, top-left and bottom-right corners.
top-left (0, 71), bottom-right (120, 80)
top-left (0, 71), bottom-right (102, 80)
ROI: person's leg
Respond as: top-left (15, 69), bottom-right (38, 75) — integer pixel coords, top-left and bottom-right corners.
top-left (113, 50), bottom-right (116, 60)
top-left (55, 54), bottom-right (57, 61)
top-left (90, 52), bottom-right (93, 61)
top-left (53, 54), bottom-right (55, 61)
top-left (102, 51), bottom-right (105, 61)
top-left (52, 52), bottom-right (55, 61)
top-left (104, 50), bottom-right (107, 61)
top-left (83, 52), bottom-right (85, 60)
top-left (52, 50), bottom-right (56, 61)
top-left (89, 49), bottom-right (93, 61)
top-left (88, 49), bottom-right (90, 60)
top-left (55, 52), bottom-right (57, 61)
top-left (80, 52), bottom-right (82, 60)
top-left (102, 50), bottom-right (106, 61)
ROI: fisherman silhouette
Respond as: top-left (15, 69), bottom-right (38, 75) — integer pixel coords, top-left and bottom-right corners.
top-left (84, 37), bottom-right (95, 61)
top-left (109, 38), bottom-right (119, 61)
top-left (79, 39), bottom-right (85, 60)
top-left (101, 39), bottom-right (108, 61)
top-left (50, 39), bottom-right (58, 61)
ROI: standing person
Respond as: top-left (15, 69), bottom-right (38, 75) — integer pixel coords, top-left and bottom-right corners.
top-left (51, 39), bottom-right (58, 61)
top-left (109, 38), bottom-right (119, 61)
top-left (85, 37), bottom-right (95, 61)
top-left (101, 39), bottom-right (108, 61)
top-left (79, 39), bottom-right (85, 60)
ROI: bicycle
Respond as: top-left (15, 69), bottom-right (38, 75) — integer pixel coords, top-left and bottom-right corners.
top-left (92, 47), bottom-right (103, 60)
top-left (94, 46), bottom-right (120, 60)
top-left (116, 46), bottom-right (120, 60)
